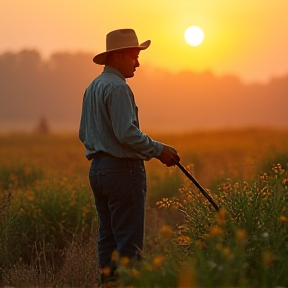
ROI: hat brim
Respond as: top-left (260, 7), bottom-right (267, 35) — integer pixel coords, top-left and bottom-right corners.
top-left (93, 40), bottom-right (151, 65)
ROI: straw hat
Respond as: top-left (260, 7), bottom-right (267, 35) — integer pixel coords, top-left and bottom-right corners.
top-left (93, 29), bottom-right (151, 65)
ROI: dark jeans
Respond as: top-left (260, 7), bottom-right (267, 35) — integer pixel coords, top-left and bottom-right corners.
top-left (89, 152), bottom-right (146, 280)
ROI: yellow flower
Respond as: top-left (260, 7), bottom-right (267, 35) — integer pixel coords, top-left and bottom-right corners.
top-left (209, 226), bottom-right (224, 237)
top-left (278, 216), bottom-right (288, 223)
top-left (260, 173), bottom-right (269, 180)
top-left (153, 256), bottom-right (164, 266)
top-left (236, 228), bottom-right (248, 245)
top-left (26, 193), bottom-right (35, 202)
top-left (100, 266), bottom-right (111, 276)
top-left (111, 250), bottom-right (119, 262)
top-left (222, 247), bottom-right (233, 259)
top-left (157, 198), bottom-right (171, 208)
top-left (272, 163), bottom-right (285, 174)
top-left (234, 182), bottom-right (240, 189)
top-left (120, 256), bottom-right (130, 267)
top-left (159, 225), bottom-right (173, 239)
top-left (262, 250), bottom-right (275, 266)
top-left (215, 208), bottom-right (227, 225)
top-left (177, 235), bottom-right (191, 245)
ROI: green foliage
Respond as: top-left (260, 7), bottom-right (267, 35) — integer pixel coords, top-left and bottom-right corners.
top-left (1, 130), bottom-right (288, 287)
top-left (138, 163), bottom-right (288, 287)
top-left (0, 165), bottom-right (97, 282)
top-left (258, 150), bottom-right (288, 175)
top-left (0, 163), bottom-right (44, 191)
top-left (146, 163), bottom-right (183, 204)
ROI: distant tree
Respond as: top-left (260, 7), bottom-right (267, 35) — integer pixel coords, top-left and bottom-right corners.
top-left (35, 117), bottom-right (50, 134)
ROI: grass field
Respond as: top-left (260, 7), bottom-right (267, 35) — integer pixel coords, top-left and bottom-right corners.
top-left (1, 128), bottom-right (288, 287)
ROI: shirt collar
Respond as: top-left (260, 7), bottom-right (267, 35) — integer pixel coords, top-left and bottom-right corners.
top-left (103, 66), bottom-right (126, 81)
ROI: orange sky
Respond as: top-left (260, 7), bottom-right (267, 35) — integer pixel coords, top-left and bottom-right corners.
top-left (1, 0), bottom-right (288, 84)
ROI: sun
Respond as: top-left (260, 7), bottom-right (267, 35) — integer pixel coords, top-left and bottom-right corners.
top-left (184, 26), bottom-right (205, 47)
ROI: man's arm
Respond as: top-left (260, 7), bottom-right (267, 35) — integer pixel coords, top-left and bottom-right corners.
top-left (108, 85), bottom-right (163, 159)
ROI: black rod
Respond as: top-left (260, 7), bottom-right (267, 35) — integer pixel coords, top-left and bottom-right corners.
top-left (176, 162), bottom-right (220, 212)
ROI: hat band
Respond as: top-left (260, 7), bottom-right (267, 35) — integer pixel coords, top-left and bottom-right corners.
top-left (106, 38), bottom-right (139, 51)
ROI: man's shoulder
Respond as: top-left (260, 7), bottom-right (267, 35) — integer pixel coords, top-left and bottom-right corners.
top-left (86, 73), bottom-right (128, 96)
top-left (102, 72), bottom-right (126, 84)
top-left (93, 72), bottom-right (126, 86)
top-left (89, 74), bottom-right (127, 93)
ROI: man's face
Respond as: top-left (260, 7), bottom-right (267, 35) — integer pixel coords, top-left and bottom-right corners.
top-left (116, 48), bottom-right (140, 78)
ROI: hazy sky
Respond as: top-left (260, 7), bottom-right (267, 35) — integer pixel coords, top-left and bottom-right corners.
top-left (1, 0), bottom-right (288, 83)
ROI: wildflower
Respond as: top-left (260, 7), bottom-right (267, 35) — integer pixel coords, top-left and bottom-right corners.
top-left (236, 228), bottom-right (248, 246)
top-left (243, 181), bottom-right (249, 192)
top-left (209, 225), bottom-right (224, 237)
top-left (278, 216), bottom-right (288, 223)
top-left (172, 199), bottom-right (183, 209)
top-left (260, 173), bottom-right (269, 180)
top-left (234, 182), bottom-right (240, 189)
top-left (177, 235), bottom-right (191, 245)
top-left (215, 208), bottom-right (227, 225)
top-left (222, 247), bottom-right (233, 259)
top-left (120, 257), bottom-right (130, 267)
top-left (272, 163), bottom-right (285, 175)
top-left (183, 164), bottom-right (194, 177)
top-left (262, 250), bottom-right (275, 266)
top-left (283, 178), bottom-right (288, 188)
top-left (179, 188), bottom-right (185, 194)
top-left (100, 266), bottom-right (111, 276)
top-left (26, 193), bottom-right (35, 202)
top-left (111, 250), bottom-right (119, 262)
top-left (153, 256), bottom-right (164, 267)
top-left (156, 198), bottom-right (171, 208)
top-left (159, 225), bottom-right (173, 239)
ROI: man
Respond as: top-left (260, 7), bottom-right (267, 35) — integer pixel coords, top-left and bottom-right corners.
top-left (79, 29), bottom-right (180, 287)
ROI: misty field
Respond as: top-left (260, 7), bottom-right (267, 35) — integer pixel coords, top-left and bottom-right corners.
top-left (1, 128), bottom-right (288, 288)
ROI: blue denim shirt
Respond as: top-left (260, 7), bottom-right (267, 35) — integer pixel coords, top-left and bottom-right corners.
top-left (79, 66), bottom-right (163, 160)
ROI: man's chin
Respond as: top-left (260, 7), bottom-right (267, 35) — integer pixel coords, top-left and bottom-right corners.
top-left (126, 72), bottom-right (135, 78)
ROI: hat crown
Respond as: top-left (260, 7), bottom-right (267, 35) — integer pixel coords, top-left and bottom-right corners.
top-left (93, 28), bottom-right (150, 65)
top-left (106, 29), bottom-right (139, 51)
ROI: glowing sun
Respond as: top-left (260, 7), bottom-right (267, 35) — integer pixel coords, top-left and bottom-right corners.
top-left (184, 26), bottom-right (205, 46)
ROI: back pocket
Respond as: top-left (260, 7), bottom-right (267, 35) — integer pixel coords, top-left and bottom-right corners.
top-left (97, 170), bottom-right (126, 198)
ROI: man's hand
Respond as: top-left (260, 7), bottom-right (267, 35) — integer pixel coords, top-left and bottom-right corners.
top-left (157, 144), bottom-right (180, 167)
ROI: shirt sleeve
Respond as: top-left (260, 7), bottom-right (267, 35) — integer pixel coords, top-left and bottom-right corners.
top-left (107, 85), bottom-right (163, 159)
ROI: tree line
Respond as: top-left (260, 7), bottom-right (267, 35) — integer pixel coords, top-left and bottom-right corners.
top-left (0, 49), bottom-right (287, 132)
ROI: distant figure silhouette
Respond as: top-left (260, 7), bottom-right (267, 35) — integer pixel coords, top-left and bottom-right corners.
top-left (35, 117), bottom-right (50, 134)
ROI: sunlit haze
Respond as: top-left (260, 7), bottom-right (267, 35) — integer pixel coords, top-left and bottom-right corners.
top-left (1, 0), bottom-right (288, 133)
top-left (1, 0), bottom-right (288, 83)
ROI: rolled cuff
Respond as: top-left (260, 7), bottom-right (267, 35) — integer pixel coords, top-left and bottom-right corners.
top-left (152, 141), bottom-right (163, 158)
